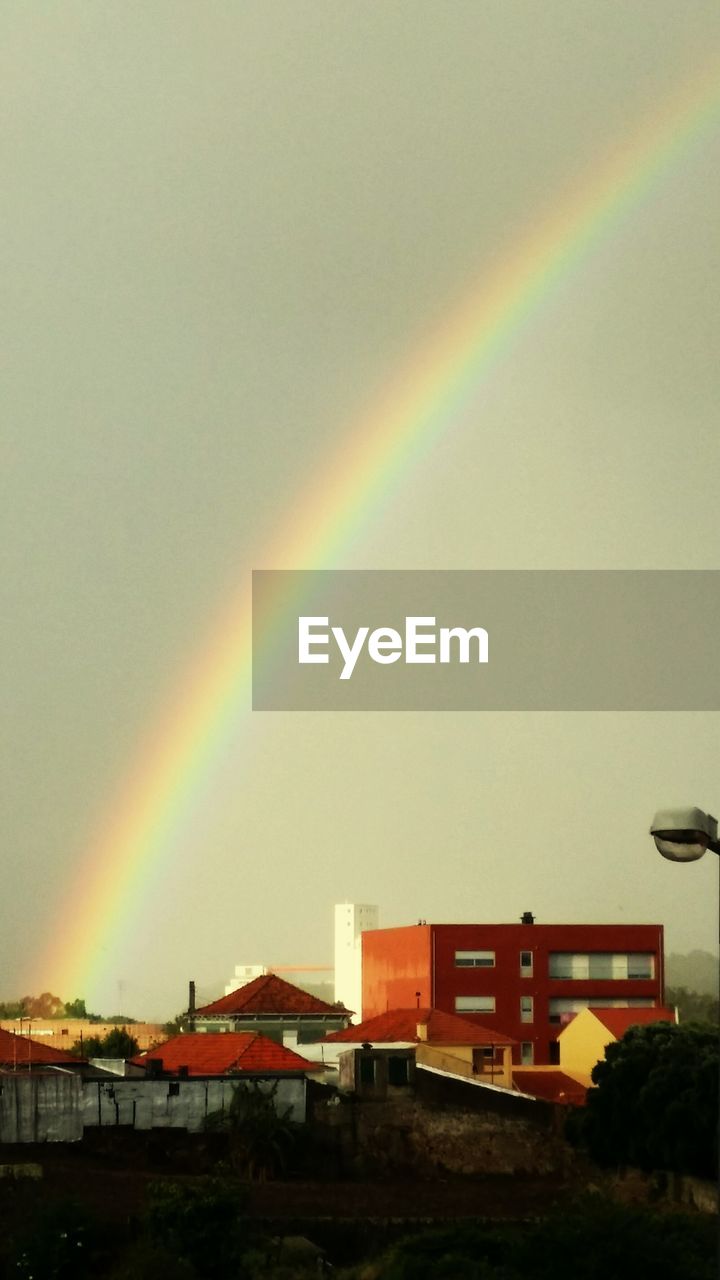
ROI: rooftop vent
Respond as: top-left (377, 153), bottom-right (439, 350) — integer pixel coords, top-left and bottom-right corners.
top-left (520, 911), bottom-right (535, 925)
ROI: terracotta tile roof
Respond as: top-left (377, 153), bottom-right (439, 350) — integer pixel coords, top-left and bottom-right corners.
top-left (587, 1006), bottom-right (676, 1038)
top-left (131, 1032), bottom-right (321, 1076)
top-left (0, 1027), bottom-right (83, 1067)
top-left (194, 973), bottom-right (350, 1018)
top-left (513, 1070), bottom-right (587, 1107)
top-left (324, 1008), bottom-right (515, 1046)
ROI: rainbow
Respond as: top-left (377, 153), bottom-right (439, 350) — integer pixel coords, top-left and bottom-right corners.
top-left (40, 63), bottom-right (720, 1005)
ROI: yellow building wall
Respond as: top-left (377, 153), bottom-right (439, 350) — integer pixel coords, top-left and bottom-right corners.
top-left (0, 1020), bottom-right (165, 1053)
top-left (416, 1042), bottom-right (513, 1089)
top-left (557, 1009), bottom-right (615, 1085)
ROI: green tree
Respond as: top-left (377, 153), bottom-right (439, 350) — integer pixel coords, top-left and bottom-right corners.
top-left (0, 998), bottom-right (26, 1018)
top-left (63, 997), bottom-right (88, 1018)
top-left (163, 1012), bottom-right (188, 1037)
top-left (16, 991), bottom-right (65, 1018)
top-left (72, 1027), bottom-right (140, 1059)
top-left (572, 1021), bottom-right (718, 1178)
top-left (665, 985), bottom-right (719, 1025)
top-left (372, 1203), bottom-right (716, 1280)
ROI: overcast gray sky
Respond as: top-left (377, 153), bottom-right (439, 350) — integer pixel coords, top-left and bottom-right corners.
top-left (2, 3), bottom-right (719, 1019)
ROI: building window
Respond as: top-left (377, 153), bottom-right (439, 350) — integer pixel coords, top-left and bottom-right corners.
top-left (359, 1055), bottom-right (376, 1086)
top-left (454, 950), bottom-right (495, 967)
top-left (455, 995), bottom-right (496, 1013)
top-left (168, 1082), bottom-right (180, 1097)
top-left (549, 996), bottom-right (655, 1024)
top-left (549, 952), bottom-right (655, 980)
top-left (627, 953), bottom-right (655, 979)
top-left (520, 996), bottom-right (533, 1023)
top-left (548, 1041), bottom-right (560, 1065)
top-left (388, 1056), bottom-right (410, 1086)
top-left (520, 950), bottom-right (533, 976)
top-left (521, 1042), bottom-right (533, 1065)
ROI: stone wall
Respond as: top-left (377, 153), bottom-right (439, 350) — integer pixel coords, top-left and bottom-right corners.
top-left (311, 1075), bottom-right (573, 1179)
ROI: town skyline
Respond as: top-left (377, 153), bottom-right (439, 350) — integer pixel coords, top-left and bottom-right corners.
top-left (3, 4), bottom-right (719, 1019)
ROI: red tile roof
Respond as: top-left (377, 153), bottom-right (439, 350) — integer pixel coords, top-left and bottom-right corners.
top-left (587, 1006), bottom-right (676, 1038)
top-left (0, 1027), bottom-right (83, 1067)
top-left (324, 1008), bottom-right (515, 1046)
top-left (195, 973), bottom-right (350, 1018)
top-left (513, 1070), bottom-right (587, 1107)
top-left (131, 1032), bottom-right (321, 1076)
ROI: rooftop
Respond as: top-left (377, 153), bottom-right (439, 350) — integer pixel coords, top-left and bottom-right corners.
top-left (132, 1032), bottom-right (322, 1076)
top-left (582, 1006), bottom-right (676, 1038)
top-left (324, 1007), bottom-right (515, 1046)
top-left (0, 1027), bottom-right (84, 1067)
top-left (194, 972), bottom-right (350, 1018)
top-left (512, 1070), bottom-right (587, 1106)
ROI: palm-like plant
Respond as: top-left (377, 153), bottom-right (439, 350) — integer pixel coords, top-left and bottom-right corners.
top-left (205, 1080), bottom-right (298, 1181)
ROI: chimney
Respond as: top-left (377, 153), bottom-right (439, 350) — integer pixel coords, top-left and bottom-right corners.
top-left (520, 911), bottom-right (535, 925)
top-left (188, 980), bottom-right (196, 1031)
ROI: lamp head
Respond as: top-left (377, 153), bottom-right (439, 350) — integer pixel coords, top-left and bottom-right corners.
top-left (649, 807), bottom-right (719, 862)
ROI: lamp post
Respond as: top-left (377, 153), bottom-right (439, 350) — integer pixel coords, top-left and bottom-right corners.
top-left (649, 806), bottom-right (720, 946)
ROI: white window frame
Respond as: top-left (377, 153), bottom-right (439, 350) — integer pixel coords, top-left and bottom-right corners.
top-left (454, 950), bottom-right (495, 968)
top-left (549, 951), bottom-right (655, 981)
top-left (455, 995), bottom-right (496, 1014)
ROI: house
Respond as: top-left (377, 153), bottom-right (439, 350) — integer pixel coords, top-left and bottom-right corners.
top-left (0, 1026), bottom-right (86, 1070)
top-left (191, 973), bottom-right (351, 1046)
top-left (114, 1030), bottom-right (323, 1128)
top-left (361, 916), bottom-right (664, 1065)
top-left (321, 1007), bottom-right (515, 1090)
top-left (130, 1031), bottom-right (322, 1078)
top-left (556, 1004), bottom-right (676, 1085)
top-left (0, 1030), bottom-right (322, 1142)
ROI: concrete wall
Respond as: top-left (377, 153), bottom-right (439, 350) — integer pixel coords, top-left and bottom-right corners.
top-left (0, 1074), bottom-right (83, 1143)
top-left (0, 1075), bottom-right (307, 1142)
top-left (83, 1077), bottom-right (307, 1130)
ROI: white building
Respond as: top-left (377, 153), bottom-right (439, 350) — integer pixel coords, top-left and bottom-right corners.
top-left (224, 964), bottom-right (267, 995)
top-left (334, 903), bottom-right (379, 1023)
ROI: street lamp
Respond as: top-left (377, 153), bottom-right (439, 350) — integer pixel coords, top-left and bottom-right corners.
top-left (649, 807), bottom-right (720, 863)
top-left (650, 807), bottom-right (720, 950)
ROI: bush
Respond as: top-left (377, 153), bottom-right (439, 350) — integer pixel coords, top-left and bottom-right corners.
top-left (571, 1022), bottom-right (718, 1178)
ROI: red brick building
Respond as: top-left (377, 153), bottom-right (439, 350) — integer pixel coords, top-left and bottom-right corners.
top-left (362, 916), bottom-right (664, 1065)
